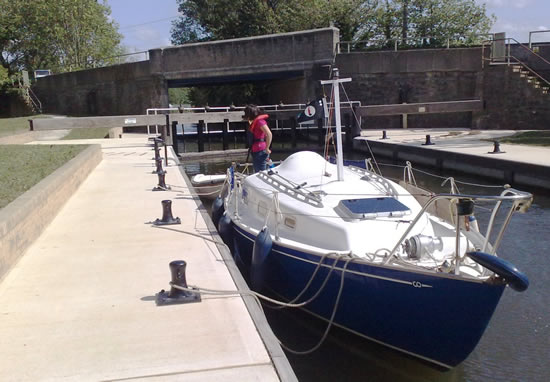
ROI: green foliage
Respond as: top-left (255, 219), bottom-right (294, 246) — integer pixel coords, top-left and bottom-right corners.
top-left (364, 0), bottom-right (495, 47)
top-left (168, 88), bottom-right (191, 106)
top-left (0, 0), bottom-right (123, 76)
top-left (171, 0), bottom-right (493, 46)
top-left (500, 131), bottom-right (550, 146)
top-left (0, 115), bottom-right (49, 138)
top-left (0, 66), bottom-right (9, 86)
top-left (0, 144), bottom-right (86, 209)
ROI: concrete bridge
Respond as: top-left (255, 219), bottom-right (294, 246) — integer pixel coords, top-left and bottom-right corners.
top-left (33, 27), bottom-right (550, 129)
top-left (33, 28), bottom-right (339, 117)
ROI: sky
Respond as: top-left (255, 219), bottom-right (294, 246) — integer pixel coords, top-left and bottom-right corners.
top-left (107, 0), bottom-right (550, 53)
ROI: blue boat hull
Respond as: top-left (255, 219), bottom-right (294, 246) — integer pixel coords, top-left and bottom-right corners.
top-left (232, 225), bottom-right (506, 368)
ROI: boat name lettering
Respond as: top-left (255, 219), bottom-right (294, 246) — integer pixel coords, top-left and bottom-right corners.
top-left (412, 281), bottom-right (423, 288)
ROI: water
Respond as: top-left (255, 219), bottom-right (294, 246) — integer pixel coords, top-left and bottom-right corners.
top-left (181, 150), bottom-right (550, 382)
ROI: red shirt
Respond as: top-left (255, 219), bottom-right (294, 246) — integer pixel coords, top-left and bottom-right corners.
top-left (250, 114), bottom-right (269, 153)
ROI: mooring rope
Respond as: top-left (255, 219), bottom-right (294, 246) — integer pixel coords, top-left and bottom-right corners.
top-left (169, 254), bottom-right (356, 355)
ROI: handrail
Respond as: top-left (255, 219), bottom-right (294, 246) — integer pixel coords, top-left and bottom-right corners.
top-left (481, 37), bottom-right (550, 87)
top-left (510, 56), bottom-right (550, 87)
top-left (338, 33), bottom-right (494, 53)
top-left (529, 30), bottom-right (550, 48)
top-left (26, 87), bottom-right (42, 113)
top-left (385, 188), bottom-right (532, 264)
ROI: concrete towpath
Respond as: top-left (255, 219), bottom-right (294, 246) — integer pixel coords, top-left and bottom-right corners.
top-left (358, 128), bottom-right (550, 167)
top-left (0, 135), bottom-right (293, 381)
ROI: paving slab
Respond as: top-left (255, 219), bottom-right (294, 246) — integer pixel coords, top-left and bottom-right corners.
top-left (0, 136), bottom-right (282, 381)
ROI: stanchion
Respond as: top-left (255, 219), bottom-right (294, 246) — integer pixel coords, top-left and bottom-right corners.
top-left (381, 130), bottom-right (388, 139)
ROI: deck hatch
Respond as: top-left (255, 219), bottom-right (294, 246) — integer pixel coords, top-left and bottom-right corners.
top-left (337, 197), bottom-right (411, 219)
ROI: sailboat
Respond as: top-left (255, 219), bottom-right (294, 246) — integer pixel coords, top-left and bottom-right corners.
top-left (212, 69), bottom-right (532, 368)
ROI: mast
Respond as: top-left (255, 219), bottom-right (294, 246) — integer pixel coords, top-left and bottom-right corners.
top-left (321, 68), bottom-right (351, 181)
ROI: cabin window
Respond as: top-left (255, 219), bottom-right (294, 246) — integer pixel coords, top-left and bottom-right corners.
top-left (284, 217), bottom-right (296, 229)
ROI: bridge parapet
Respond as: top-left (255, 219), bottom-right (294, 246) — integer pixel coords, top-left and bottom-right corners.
top-left (150, 28), bottom-right (339, 84)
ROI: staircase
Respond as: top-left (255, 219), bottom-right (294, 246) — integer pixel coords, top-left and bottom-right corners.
top-left (511, 64), bottom-right (550, 96)
top-left (22, 86), bottom-right (42, 113)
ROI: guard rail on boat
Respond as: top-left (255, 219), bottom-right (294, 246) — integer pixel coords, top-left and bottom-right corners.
top-left (385, 188), bottom-right (533, 265)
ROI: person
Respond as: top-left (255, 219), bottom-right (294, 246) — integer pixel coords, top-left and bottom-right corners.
top-left (243, 105), bottom-right (272, 172)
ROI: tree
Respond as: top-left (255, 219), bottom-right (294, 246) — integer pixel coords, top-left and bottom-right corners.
top-left (0, 0), bottom-right (123, 77)
top-left (364, 0), bottom-right (495, 47)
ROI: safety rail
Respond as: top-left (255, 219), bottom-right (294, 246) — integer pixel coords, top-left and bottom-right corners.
top-left (481, 37), bottom-right (550, 88)
top-left (256, 171), bottom-right (324, 208)
top-left (146, 101), bottom-right (361, 136)
top-left (386, 188), bottom-right (533, 264)
top-left (338, 34), bottom-right (494, 53)
top-left (529, 30), bottom-right (550, 49)
top-left (25, 87), bottom-right (42, 113)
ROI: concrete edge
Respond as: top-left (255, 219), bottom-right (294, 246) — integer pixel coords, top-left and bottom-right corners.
top-left (354, 139), bottom-right (550, 191)
top-left (0, 144), bottom-right (103, 282)
top-left (172, 148), bottom-right (298, 382)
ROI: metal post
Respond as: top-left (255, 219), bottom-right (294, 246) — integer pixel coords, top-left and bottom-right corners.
top-left (197, 120), bottom-right (205, 152)
top-left (222, 119), bottom-right (229, 151)
top-left (163, 115), bottom-right (169, 166)
top-left (171, 121), bottom-right (179, 156)
top-left (344, 113), bottom-right (353, 150)
top-left (290, 117), bottom-right (297, 149)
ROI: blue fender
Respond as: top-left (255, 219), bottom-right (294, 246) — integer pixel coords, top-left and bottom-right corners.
top-left (217, 213), bottom-right (234, 254)
top-left (251, 227), bottom-right (273, 291)
top-left (466, 251), bottom-right (529, 292)
top-left (211, 196), bottom-right (224, 228)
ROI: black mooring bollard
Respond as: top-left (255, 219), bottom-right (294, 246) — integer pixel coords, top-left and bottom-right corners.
top-left (488, 141), bottom-right (505, 154)
top-left (152, 157), bottom-right (164, 174)
top-left (422, 134), bottom-right (435, 145)
top-left (153, 170), bottom-right (170, 191)
top-left (381, 130), bottom-right (388, 140)
top-left (156, 260), bottom-right (201, 305)
top-left (153, 200), bottom-right (180, 225)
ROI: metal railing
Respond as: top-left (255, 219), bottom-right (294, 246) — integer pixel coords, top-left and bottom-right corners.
top-left (25, 87), bottom-right (42, 113)
top-left (482, 37), bottom-right (550, 88)
top-left (337, 34), bottom-right (494, 53)
top-left (145, 101), bottom-right (362, 136)
top-left (529, 30), bottom-right (550, 49)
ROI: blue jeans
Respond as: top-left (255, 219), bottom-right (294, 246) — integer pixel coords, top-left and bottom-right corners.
top-left (252, 150), bottom-right (268, 173)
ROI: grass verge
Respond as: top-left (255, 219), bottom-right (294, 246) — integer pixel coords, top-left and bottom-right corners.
top-left (499, 131), bottom-right (550, 146)
top-left (0, 115), bottom-right (50, 138)
top-left (61, 127), bottom-right (110, 140)
top-left (0, 144), bottom-right (87, 209)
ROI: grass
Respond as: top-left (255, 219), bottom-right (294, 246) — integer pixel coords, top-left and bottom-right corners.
top-left (0, 115), bottom-right (50, 138)
top-left (0, 115), bottom-right (110, 140)
top-left (61, 127), bottom-right (110, 140)
top-left (499, 131), bottom-right (550, 146)
top-left (0, 144), bottom-right (87, 209)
